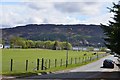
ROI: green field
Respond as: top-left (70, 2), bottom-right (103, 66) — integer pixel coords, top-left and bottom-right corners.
top-left (1, 49), bottom-right (105, 74)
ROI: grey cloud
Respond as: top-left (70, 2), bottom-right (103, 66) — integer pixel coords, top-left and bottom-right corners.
top-left (54, 2), bottom-right (81, 13)
top-left (54, 2), bottom-right (101, 14)
top-left (84, 2), bottom-right (98, 5)
top-left (25, 2), bottom-right (44, 10)
top-left (28, 4), bottom-right (42, 10)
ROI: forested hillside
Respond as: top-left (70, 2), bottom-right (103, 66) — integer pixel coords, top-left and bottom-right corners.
top-left (2, 24), bottom-right (104, 46)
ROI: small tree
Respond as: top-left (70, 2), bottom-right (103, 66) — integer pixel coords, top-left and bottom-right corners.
top-left (61, 42), bottom-right (72, 50)
top-left (101, 2), bottom-right (120, 55)
top-left (99, 47), bottom-right (106, 52)
top-left (87, 47), bottom-right (94, 51)
top-left (52, 41), bottom-right (59, 50)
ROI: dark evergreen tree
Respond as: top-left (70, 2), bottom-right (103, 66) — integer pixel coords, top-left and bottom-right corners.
top-left (101, 2), bottom-right (120, 55)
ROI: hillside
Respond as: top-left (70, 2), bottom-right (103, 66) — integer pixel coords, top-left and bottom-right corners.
top-left (2, 24), bottom-right (105, 46)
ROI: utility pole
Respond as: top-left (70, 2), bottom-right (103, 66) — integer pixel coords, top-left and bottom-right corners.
top-left (66, 28), bottom-right (72, 67)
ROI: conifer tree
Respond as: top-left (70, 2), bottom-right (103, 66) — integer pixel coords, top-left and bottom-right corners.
top-left (101, 2), bottom-right (120, 55)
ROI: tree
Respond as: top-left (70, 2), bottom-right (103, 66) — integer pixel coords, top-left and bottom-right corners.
top-left (52, 41), bottom-right (60, 50)
top-left (10, 36), bottom-right (27, 48)
top-left (60, 42), bottom-right (72, 50)
top-left (27, 40), bottom-right (35, 48)
top-left (101, 2), bottom-right (120, 55)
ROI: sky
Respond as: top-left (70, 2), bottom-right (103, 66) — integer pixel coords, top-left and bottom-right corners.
top-left (0, 0), bottom-right (119, 28)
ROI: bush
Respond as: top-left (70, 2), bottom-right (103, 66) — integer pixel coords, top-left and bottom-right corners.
top-left (100, 47), bottom-right (106, 52)
top-left (87, 47), bottom-right (94, 51)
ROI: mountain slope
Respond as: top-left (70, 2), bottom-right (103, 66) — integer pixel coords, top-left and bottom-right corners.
top-left (2, 24), bottom-right (104, 46)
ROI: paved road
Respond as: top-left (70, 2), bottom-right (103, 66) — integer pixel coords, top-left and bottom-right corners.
top-left (70, 55), bottom-right (119, 72)
top-left (22, 55), bottom-right (120, 79)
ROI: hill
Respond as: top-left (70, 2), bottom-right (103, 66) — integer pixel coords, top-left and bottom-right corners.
top-left (2, 24), bottom-right (104, 46)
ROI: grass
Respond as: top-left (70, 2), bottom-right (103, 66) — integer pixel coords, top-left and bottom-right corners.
top-left (1, 49), bottom-right (106, 75)
top-left (2, 57), bottom-right (104, 77)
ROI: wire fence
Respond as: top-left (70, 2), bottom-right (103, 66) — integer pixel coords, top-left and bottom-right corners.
top-left (6, 53), bottom-right (108, 73)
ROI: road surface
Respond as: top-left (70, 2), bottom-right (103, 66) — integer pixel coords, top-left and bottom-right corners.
top-left (21, 55), bottom-right (120, 79)
top-left (70, 55), bottom-right (119, 72)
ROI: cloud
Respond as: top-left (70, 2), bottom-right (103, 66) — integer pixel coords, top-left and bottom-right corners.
top-left (54, 2), bottom-right (81, 13)
top-left (81, 13), bottom-right (114, 25)
top-left (54, 2), bottom-right (102, 15)
top-left (0, 1), bottom-right (118, 28)
top-left (1, 0), bottom-right (118, 2)
top-left (1, 5), bottom-right (28, 28)
top-left (26, 3), bottom-right (43, 10)
top-left (24, 2), bottom-right (54, 10)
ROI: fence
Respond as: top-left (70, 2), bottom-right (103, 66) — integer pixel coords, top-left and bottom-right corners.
top-left (8, 53), bottom-right (107, 72)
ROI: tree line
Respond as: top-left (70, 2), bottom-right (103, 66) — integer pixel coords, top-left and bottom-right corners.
top-left (10, 37), bottom-right (72, 50)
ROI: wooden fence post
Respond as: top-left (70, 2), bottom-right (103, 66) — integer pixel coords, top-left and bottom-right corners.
top-left (90, 57), bottom-right (92, 61)
top-left (71, 58), bottom-right (72, 64)
top-left (41, 58), bottom-right (44, 70)
top-left (86, 57), bottom-right (88, 62)
top-left (75, 58), bottom-right (77, 64)
top-left (82, 57), bottom-right (84, 63)
top-left (97, 54), bottom-right (99, 59)
top-left (26, 60), bottom-right (28, 71)
top-left (55, 59), bottom-right (57, 67)
top-left (87, 57), bottom-right (89, 61)
top-left (60, 59), bottom-right (62, 66)
top-left (10, 59), bottom-right (13, 71)
top-left (85, 57), bottom-right (86, 63)
top-left (79, 57), bottom-right (80, 63)
top-left (88, 57), bottom-right (90, 61)
top-left (37, 59), bottom-right (39, 70)
top-left (48, 59), bottom-right (50, 68)
top-left (45, 59), bottom-right (47, 69)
